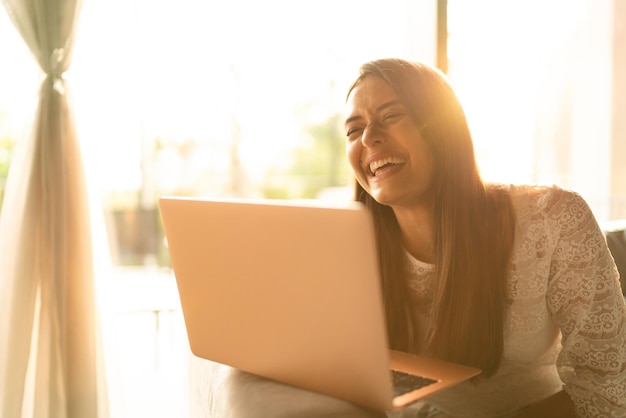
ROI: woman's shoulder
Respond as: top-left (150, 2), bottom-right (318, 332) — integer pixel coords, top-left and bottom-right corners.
top-left (493, 183), bottom-right (585, 215)
top-left (490, 184), bottom-right (598, 240)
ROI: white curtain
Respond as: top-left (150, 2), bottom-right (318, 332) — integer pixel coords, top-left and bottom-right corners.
top-left (0, 0), bottom-right (108, 417)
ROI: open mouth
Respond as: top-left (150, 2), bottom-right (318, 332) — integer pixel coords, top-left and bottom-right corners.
top-left (369, 157), bottom-right (405, 176)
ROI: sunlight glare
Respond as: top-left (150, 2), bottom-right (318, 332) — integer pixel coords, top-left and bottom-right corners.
top-left (447, 0), bottom-right (587, 184)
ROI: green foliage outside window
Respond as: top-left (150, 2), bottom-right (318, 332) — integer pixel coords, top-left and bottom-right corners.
top-left (0, 111), bottom-right (15, 209)
top-left (262, 113), bottom-right (352, 199)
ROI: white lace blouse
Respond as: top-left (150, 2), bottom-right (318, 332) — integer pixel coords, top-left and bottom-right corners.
top-left (401, 185), bottom-right (626, 417)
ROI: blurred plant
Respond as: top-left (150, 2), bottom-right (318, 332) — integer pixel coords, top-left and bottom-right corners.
top-left (262, 112), bottom-right (352, 199)
top-left (0, 111), bottom-right (16, 209)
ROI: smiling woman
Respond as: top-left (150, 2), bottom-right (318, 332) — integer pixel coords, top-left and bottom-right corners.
top-left (344, 57), bottom-right (625, 418)
top-left (345, 75), bottom-right (436, 213)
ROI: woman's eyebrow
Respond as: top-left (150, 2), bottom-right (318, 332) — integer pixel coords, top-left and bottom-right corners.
top-left (377, 100), bottom-right (403, 112)
top-left (345, 100), bottom-right (404, 126)
top-left (344, 115), bottom-right (362, 126)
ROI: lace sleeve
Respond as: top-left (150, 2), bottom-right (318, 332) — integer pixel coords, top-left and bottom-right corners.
top-left (545, 189), bottom-right (626, 417)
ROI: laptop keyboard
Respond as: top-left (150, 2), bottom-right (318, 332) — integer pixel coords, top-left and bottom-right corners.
top-left (391, 370), bottom-right (438, 397)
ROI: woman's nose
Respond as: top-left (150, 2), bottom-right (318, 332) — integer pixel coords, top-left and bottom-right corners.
top-left (361, 123), bottom-right (384, 147)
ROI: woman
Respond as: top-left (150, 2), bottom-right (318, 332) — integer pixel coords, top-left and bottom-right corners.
top-left (344, 58), bottom-right (626, 417)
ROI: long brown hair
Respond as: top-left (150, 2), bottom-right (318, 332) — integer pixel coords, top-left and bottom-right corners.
top-left (348, 59), bottom-right (515, 376)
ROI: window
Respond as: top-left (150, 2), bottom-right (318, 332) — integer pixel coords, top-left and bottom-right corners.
top-left (63, 1), bottom-right (436, 416)
top-left (0, 10), bottom-right (38, 210)
top-left (447, 0), bottom-right (626, 220)
top-left (69, 0), bottom-right (435, 269)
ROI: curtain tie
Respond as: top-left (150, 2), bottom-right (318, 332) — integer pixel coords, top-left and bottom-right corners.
top-left (47, 48), bottom-right (66, 95)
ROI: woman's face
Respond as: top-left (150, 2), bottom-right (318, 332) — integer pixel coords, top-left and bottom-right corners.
top-left (345, 76), bottom-right (435, 209)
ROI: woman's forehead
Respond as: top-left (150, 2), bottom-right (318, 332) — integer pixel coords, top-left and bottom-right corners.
top-left (346, 77), bottom-right (398, 110)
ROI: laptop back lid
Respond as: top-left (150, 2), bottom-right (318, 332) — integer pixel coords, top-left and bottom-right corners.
top-left (159, 196), bottom-right (395, 411)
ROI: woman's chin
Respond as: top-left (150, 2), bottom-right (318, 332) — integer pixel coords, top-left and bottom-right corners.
top-left (369, 190), bottom-right (397, 207)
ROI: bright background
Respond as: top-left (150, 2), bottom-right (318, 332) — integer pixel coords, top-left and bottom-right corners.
top-left (1, 0), bottom-right (624, 416)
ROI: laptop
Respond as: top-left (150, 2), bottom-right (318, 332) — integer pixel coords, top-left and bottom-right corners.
top-left (158, 196), bottom-right (481, 412)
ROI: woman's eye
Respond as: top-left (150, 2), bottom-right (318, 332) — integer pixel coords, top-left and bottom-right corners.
top-left (346, 127), bottom-right (363, 139)
top-left (383, 112), bottom-right (403, 122)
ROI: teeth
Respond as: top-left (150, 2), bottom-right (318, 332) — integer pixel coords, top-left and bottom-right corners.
top-left (369, 157), bottom-right (405, 174)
